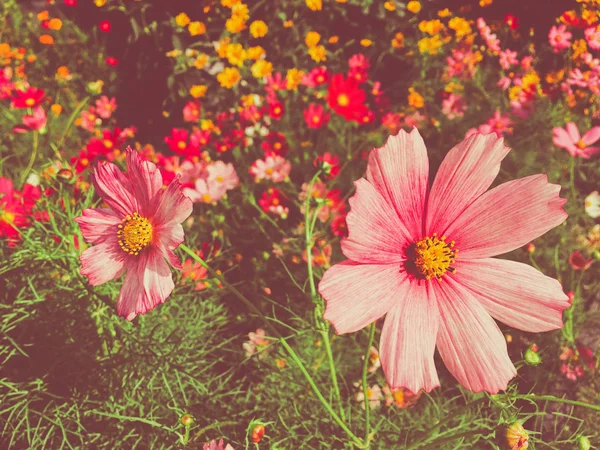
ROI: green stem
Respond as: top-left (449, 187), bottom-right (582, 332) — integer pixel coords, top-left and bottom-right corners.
top-left (569, 157), bottom-right (576, 201)
top-left (510, 394), bottom-right (600, 412)
top-left (280, 338), bottom-right (364, 448)
top-left (321, 328), bottom-right (345, 421)
top-left (362, 323), bottom-right (376, 446)
top-left (305, 170), bottom-right (322, 299)
top-left (21, 131), bottom-right (38, 185)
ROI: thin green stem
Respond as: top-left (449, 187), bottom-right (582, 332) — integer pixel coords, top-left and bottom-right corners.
top-left (510, 394), bottom-right (600, 412)
top-left (305, 170), bottom-right (322, 299)
top-left (569, 157), bottom-right (576, 201)
top-left (21, 131), bottom-right (38, 185)
top-left (280, 338), bottom-right (364, 448)
top-left (321, 329), bottom-right (345, 421)
top-left (362, 323), bottom-right (376, 446)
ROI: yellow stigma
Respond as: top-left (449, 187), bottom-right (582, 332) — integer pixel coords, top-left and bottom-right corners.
top-left (576, 140), bottom-right (586, 149)
top-left (414, 233), bottom-right (457, 280)
top-left (117, 212), bottom-right (153, 255)
top-left (337, 94), bottom-right (350, 107)
top-left (25, 98), bottom-right (35, 106)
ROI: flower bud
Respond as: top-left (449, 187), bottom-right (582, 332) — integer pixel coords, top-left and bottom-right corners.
top-left (506, 422), bottom-right (529, 450)
top-left (578, 435), bottom-right (591, 450)
top-left (524, 345), bottom-right (541, 366)
top-left (251, 424), bottom-right (265, 443)
top-left (57, 168), bottom-right (74, 183)
top-left (180, 414), bottom-right (193, 427)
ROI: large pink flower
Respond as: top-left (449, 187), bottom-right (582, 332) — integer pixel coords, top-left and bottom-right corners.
top-left (76, 148), bottom-right (193, 320)
top-left (319, 129), bottom-right (569, 394)
top-left (552, 122), bottom-right (600, 158)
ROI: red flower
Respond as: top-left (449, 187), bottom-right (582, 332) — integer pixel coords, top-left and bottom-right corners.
top-left (331, 213), bottom-right (347, 237)
top-left (327, 74), bottom-right (367, 122)
top-left (11, 87), bottom-right (45, 108)
top-left (304, 103), bottom-right (330, 129)
top-left (569, 251), bottom-right (593, 270)
top-left (0, 178), bottom-right (42, 245)
top-left (259, 187), bottom-right (288, 218)
top-left (215, 137), bottom-right (234, 153)
top-left (106, 56), bottom-right (119, 66)
top-left (87, 127), bottom-right (125, 160)
top-left (269, 101), bottom-right (284, 120)
top-left (504, 14), bottom-right (519, 30)
top-left (99, 21), bottom-right (111, 32)
top-left (164, 128), bottom-right (199, 156)
top-left (261, 132), bottom-right (288, 157)
top-left (64, 0), bottom-right (78, 5)
top-left (348, 53), bottom-right (370, 84)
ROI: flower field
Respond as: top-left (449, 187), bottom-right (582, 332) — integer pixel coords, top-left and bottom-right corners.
top-left (1, 0), bottom-right (599, 448)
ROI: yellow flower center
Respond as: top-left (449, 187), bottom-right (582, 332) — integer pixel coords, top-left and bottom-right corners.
top-left (216, 175), bottom-right (224, 182)
top-left (117, 213), bottom-right (153, 255)
top-left (103, 139), bottom-right (113, 148)
top-left (202, 193), bottom-right (212, 203)
top-left (177, 141), bottom-right (186, 150)
top-left (1, 210), bottom-right (15, 224)
top-left (25, 98), bottom-right (35, 106)
top-left (337, 94), bottom-right (350, 107)
top-left (265, 168), bottom-right (274, 175)
top-left (413, 233), bottom-right (457, 280)
top-left (576, 140), bottom-right (587, 149)
top-left (274, 142), bottom-right (282, 150)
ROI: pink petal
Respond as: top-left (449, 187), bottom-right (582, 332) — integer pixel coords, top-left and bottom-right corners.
top-left (581, 146), bottom-right (600, 158)
top-left (379, 279), bottom-right (440, 393)
top-left (151, 177), bottom-right (193, 227)
top-left (444, 174), bottom-right (567, 259)
top-left (116, 250), bottom-right (174, 320)
top-left (341, 178), bottom-right (407, 264)
top-left (454, 259), bottom-right (569, 332)
top-left (582, 127), bottom-right (600, 146)
top-left (92, 162), bottom-right (138, 217)
top-left (426, 133), bottom-right (510, 236)
top-left (552, 126), bottom-right (575, 149)
top-left (366, 128), bottom-right (428, 241)
top-left (80, 236), bottom-right (127, 286)
top-left (154, 222), bottom-right (185, 269)
top-left (320, 261), bottom-right (406, 334)
top-left (566, 122), bottom-right (581, 143)
top-left (75, 208), bottom-right (120, 244)
top-left (126, 148), bottom-right (163, 216)
top-left (434, 279), bottom-right (517, 393)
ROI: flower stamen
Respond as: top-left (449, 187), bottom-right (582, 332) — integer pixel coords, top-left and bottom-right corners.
top-left (413, 233), bottom-right (457, 280)
top-left (117, 212), bottom-right (153, 255)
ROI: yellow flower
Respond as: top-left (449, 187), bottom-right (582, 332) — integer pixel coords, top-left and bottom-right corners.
top-left (572, 39), bottom-right (588, 59)
top-left (188, 21), bottom-right (206, 36)
top-left (521, 71), bottom-right (540, 90)
top-left (479, 0), bottom-right (492, 6)
top-left (251, 60), bottom-right (273, 78)
top-left (250, 20), bottom-right (268, 38)
top-left (384, 1), bottom-right (396, 11)
top-left (201, 119), bottom-right (216, 132)
top-left (216, 38), bottom-right (231, 58)
top-left (286, 68), bottom-right (303, 90)
top-left (408, 87), bottom-right (424, 108)
top-left (190, 85), bottom-right (208, 98)
top-left (419, 19), bottom-right (444, 35)
top-left (193, 53), bottom-right (209, 69)
top-left (94, 0), bottom-right (106, 6)
top-left (418, 35), bottom-right (443, 54)
top-left (231, 3), bottom-right (249, 20)
top-left (226, 43), bottom-right (246, 67)
top-left (444, 81), bottom-right (463, 93)
top-left (221, 0), bottom-right (241, 7)
top-left (306, 0), bottom-right (322, 11)
top-left (392, 32), bottom-right (404, 48)
top-left (406, 1), bottom-right (421, 13)
top-left (246, 46), bottom-right (265, 60)
top-left (448, 17), bottom-right (471, 39)
top-left (308, 45), bottom-right (327, 62)
top-left (51, 104), bottom-right (62, 116)
top-left (545, 69), bottom-right (565, 85)
top-left (48, 18), bottom-right (62, 30)
top-left (360, 39), bottom-right (373, 47)
top-left (305, 31), bottom-right (321, 48)
top-left (37, 10), bottom-right (49, 21)
top-left (241, 94), bottom-right (256, 107)
top-left (175, 13), bottom-right (191, 27)
top-left (166, 49), bottom-right (182, 58)
top-left (437, 8), bottom-right (451, 17)
top-left (582, 9), bottom-right (598, 25)
top-left (217, 67), bottom-right (241, 88)
top-left (27, 55), bottom-right (36, 63)
top-left (226, 16), bottom-right (246, 33)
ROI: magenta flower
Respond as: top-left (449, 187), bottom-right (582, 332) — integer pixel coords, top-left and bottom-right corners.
top-left (552, 122), bottom-right (600, 158)
top-left (76, 148), bottom-right (193, 320)
top-left (319, 129), bottom-right (569, 393)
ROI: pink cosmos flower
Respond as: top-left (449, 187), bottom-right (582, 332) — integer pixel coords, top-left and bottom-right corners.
top-left (548, 25), bottom-right (572, 53)
top-left (183, 101), bottom-right (201, 122)
top-left (250, 155), bottom-right (291, 183)
top-left (552, 122), bottom-right (600, 158)
top-left (80, 107), bottom-right (98, 132)
top-left (499, 49), bottom-right (518, 70)
top-left (13, 106), bottom-right (47, 133)
top-left (319, 129), bottom-right (569, 394)
top-left (75, 148), bottom-right (193, 320)
top-left (481, 111), bottom-right (514, 136)
top-left (441, 93), bottom-right (466, 120)
top-left (355, 383), bottom-right (383, 410)
top-left (203, 439), bottom-right (234, 450)
top-left (585, 26), bottom-right (600, 50)
top-left (95, 96), bottom-right (117, 119)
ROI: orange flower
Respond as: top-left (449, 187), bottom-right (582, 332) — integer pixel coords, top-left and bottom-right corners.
top-left (39, 35), bottom-right (54, 45)
top-left (48, 18), bottom-right (62, 30)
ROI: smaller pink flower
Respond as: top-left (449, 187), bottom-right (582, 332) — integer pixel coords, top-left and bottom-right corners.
top-left (243, 328), bottom-right (271, 359)
top-left (548, 25), bottom-right (572, 53)
top-left (476, 111), bottom-right (513, 137)
top-left (13, 106), bottom-right (46, 133)
top-left (584, 26), bottom-right (600, 50)
top-left (304, 103), bottom-right (330, 129)
top-left (355, 384), bottom-right (383, 410)
top-left (441, 93), bottom-right (466, 120)
top-left (498, 76), bottom-right (512, 90)
top-left (183, 101), bottom-right (201, 122)
top-left (250, 155), bottom-right (291, 183)
top-left (552, 122), bottom-right (600, 158)
top-left (207, 161), bottom-right (239, 191)
top-left (95, 96), bottom-right (117, 119)
top-left (584, 191), bottom-right (600, 218)
top-left (499, 49), bottom-right (518, 70)
top-left (80, 107), bottom-right (98, 132)
top-left (203, 439), bottom-right (235, 450)
top-left (569, 250), bottom-right (593, 271)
